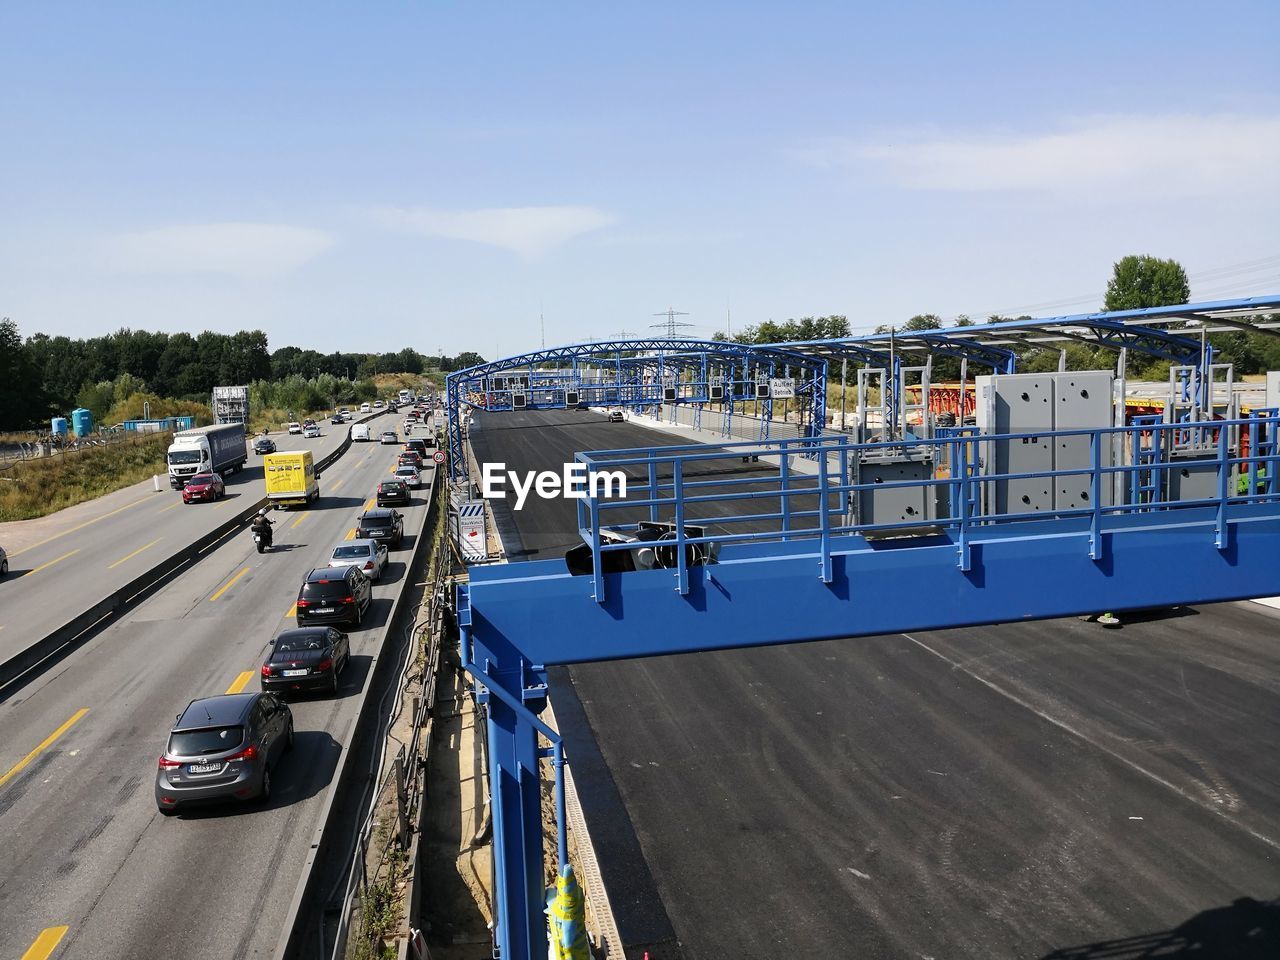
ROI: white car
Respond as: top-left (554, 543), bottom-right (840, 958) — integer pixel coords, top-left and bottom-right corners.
top-left (287, 421), bottom-right (303, 434)
top-left (303, 424), bottom-right (321, 438)
top-left (379, 430), bottom-right (398, 445)
top-left (327, 539), bottom-right (388, 582)
top-left (402, 419), bottom-right (414, 433)
top-left (373, 400), bottom-right (385, 409)
top-left (394, 465), bottom-right (421, 489)
top-left (360, 402), bottom-right (372, 413)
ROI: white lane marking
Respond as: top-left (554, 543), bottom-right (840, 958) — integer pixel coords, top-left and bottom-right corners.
top-left (845, 867), bottom-right (871, 880)
top-left (900, 632), bottom-right (1280, 854)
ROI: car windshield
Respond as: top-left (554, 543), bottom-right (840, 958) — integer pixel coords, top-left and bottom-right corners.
top-left (381, 482), bottom-right (404, 492)
top-left (302, 580), bottom-right (352, 600)
top-left (169, 725), bottom-right (244, 756)
top-left (362, 515), bottom-right (392, 528)
top-left (396, 468), bottom-right (415, 475)
top-left (168, 450), bottom-right (202, 464)
top-left (190, 474), bottom-right (215, 484)
top-left (331, 545), bottom-right (370, 560)
top-left (275, 635), bottom-right (326, 653)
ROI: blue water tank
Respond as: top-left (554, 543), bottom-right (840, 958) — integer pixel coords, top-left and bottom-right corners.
top-left (71, 408), bottom-right (94, 438)
top-left (51, 417), bottom-right (69, 437)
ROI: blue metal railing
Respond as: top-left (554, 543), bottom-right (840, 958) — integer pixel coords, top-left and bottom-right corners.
top-left (572, 415), bottom-right (1280, 601)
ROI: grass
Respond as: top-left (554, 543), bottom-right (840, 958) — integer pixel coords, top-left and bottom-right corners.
top-left (0, 432), bottom-right (173, 522)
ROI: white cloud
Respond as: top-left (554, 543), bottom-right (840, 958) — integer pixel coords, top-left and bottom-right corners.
top-left (103, 222), bottom-right (334, 277)
top-left (374, 205), bottom-right (615, 258)
top-left (797, 114), bottom-right (1280, 199)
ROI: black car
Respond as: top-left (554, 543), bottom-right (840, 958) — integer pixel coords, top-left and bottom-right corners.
top-left (155, 692), bottom-right (292, 813)
top-left (357, 507), bottom-right (405, 546)
top-left (376, 479), bottom-right (410, 507)
top-left (295, 566), bottom-right (372, 627)
top-left (261, 627), bottom-right (351, 695)
top-left (253, 436), bottom-right (276, 455)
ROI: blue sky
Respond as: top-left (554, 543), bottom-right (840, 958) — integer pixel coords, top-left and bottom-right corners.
top-left (2, 1), bottom-right (1278, 357)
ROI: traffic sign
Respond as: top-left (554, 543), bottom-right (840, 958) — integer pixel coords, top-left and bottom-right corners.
top-left (432, 449), bottom-right (446, 464)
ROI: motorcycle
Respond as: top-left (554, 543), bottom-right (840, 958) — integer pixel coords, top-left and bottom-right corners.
top-left (252, 524), bottom-right (273, 553)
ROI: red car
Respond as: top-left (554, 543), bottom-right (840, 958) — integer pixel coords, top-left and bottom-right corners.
top-left (182, 472), bottom-right (226, 503)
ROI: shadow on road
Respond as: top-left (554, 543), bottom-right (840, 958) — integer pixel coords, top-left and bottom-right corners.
top-left (1040, 897), bottom-right (1280, 960)
top-left (174, 730), bottom-right (342, 818)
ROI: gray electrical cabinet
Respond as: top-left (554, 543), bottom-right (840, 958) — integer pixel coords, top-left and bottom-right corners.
top-left (1267, 371), bottom-right (1280, 410)
top-left (1166, 453), bottom-right (1220, 503)
top-left (852, 455), bottom-right (942, 526)
top-left (975, 370), bottom-right (1113, 516)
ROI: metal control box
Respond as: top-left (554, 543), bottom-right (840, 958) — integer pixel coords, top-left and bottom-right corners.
top-left (852, 456), bottom-right (941, 527)
top-left (975, 370), bottom-right (1113, 516)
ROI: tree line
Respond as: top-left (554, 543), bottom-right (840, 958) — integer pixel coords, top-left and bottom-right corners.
top-left (0, 321), bottom-right (486, 431)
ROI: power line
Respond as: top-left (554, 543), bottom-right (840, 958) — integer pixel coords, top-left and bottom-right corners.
top-left (650, 307), bottom-right (694, 338)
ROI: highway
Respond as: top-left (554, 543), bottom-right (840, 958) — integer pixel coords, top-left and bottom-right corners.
top-left (0, 424), bottom-right (433, 960)
top-left (473, 408), bottom-right (1280, 960)
top-left (0, 411), bottom-right (403, 668)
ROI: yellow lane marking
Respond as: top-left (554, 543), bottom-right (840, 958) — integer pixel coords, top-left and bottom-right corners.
top-left (0, 709), bottom-right (89, 791)
top-left (344, 528), bottom-right (356, 541)
top-left (107, 537), bottom-right (162, 570)
top-left (365, 497), bottom-right (376, 510)
top-left (225, 671), bottom-right (254, 695)
top-left (28, 549), bottom-right (80, 576)
top-left (12, 497), bottom-right (149, 557)
top-left (329, 478), bottom-right (345, 492)
top-left (209, 566), bottom-right (250, 601)
top-left (158, 501), bottom-right (182, 514)
top-left (21, 925), bottom-right (70, 960)
top-left (290, 510), bottom-right (310, 529)
top-left (285, 603), bottom-right (297, 619)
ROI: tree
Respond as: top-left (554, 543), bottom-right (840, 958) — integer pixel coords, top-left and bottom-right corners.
top-left (0, 318), bottom-right (48, 429)
top-left (1104, 255), bottom-right (1190, 311)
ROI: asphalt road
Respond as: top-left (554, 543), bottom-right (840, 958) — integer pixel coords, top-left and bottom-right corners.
top-left (0, 428), bottom-right (433, 960)
top-left (0, 411), bottom-right (406, 666)
top-left (473, 408), bottom-right (1280, 960)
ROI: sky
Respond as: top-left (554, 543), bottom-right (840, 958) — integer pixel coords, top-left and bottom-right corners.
top-left (2, 1), bottom-right (1278, 358)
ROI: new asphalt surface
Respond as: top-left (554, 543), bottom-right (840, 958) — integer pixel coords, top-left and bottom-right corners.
top-left (472, 408), bottom-right (1280, 960)
top-left (0, 411), bottom-right (405, 667)
top-left (0, 428), bottom-right (432, 960)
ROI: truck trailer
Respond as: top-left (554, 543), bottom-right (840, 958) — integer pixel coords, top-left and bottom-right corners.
top-left (167, 423), bottom-right (247, 488)
top-left (263, 450), bottom-right (320, 507)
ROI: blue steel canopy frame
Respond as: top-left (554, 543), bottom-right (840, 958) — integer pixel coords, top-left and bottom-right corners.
top-left (460, 411), bottom-right (1280, 960)
top-left (445, 338), bottom-right (829, 480)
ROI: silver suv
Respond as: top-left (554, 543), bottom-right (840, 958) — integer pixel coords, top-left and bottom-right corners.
top-left (155, 693), bottom-right (293, 814)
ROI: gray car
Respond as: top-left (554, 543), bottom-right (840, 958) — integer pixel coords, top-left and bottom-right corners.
top-left (155, 692), bottom-right (293, 814)
top-left (0, 544), bottom-right (7, 577)
top-left (327, 538), bottom-right (388, 581)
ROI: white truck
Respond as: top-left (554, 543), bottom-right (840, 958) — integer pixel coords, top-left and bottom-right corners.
top-left (350, 423), bottom-right (371, 442)
top-left (167, 423), bottom-right (247, 488)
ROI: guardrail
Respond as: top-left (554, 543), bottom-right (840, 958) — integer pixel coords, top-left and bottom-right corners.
top-left (0, 410), bottom-right (380, 693)
top-left (573, 414), bottom-right (1280, 600)
top-left (274, 464), bottom-right (444, 960)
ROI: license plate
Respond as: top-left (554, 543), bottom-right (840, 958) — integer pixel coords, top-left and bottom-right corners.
top-left (283, 668), bottom-right (308, 677)
top-left (188, 762), bottom-right (219, 774)
top-left (314, 607), bottom-right (334, 615)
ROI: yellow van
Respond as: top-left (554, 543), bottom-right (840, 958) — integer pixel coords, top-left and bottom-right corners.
top-left (263, 450), bottom-right (319, 507)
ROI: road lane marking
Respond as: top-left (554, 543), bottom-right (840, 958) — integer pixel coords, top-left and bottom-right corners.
top-left (107, 537), bottom-right (162, 570)
top-left (21, 926), bottom-right (69, 960)
top-left (344, 528), bottom-right (356, 541)
top-left (329, 478), bottom-right (345, 492)
top-left (290, 510), bottom-right (310, 529)
top-left (285, 603), bottom-right (297, 619)
top-left (27, 549), bottom-right (80, 576)
top-left (225, 671), bottom-right (254, 695)
top-left (0, 709), bottom-right (89, 791)
top-left (11, 496), bottom-right (150, 557)
top-left (365, 497), bottom-right (376, 510)
top-left (158, 501), bottom-right (182, 514)
top-left (209, 566), bottom-right (250, 601)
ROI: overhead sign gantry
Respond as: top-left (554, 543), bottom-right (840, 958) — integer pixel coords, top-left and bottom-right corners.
top-left (444, 338), bottom-right (829, 481)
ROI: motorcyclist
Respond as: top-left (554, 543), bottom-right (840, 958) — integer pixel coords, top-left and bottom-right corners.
top-left (251, 508), bottom-right (274, 548)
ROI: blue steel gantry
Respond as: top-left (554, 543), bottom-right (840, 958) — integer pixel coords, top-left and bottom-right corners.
top-left (450, 296), bottom-right (1280, 960)
top-left (444, 339), bottom-right (828, 481)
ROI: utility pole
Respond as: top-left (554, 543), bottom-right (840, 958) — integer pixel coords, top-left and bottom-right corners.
top-left (540, 313), bottom-right (546, 350)
top-left (650, 307), bottom-right (693, 338)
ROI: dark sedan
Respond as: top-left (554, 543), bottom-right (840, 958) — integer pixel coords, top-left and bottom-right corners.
top-left (376, 479), bottom-right (410, 507)
top-left (253, 436), bottom-right (277, 455)
top-left (182, 472), bottom-right (225, 503)
top-left (295, 566), bottom-right (372, 627)
top-left (261, 627), bottom-right (350, 695)
top-left (357, 507), bottom-right (405, 546)
top-left (155, 693), bottom-right (292, 813)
